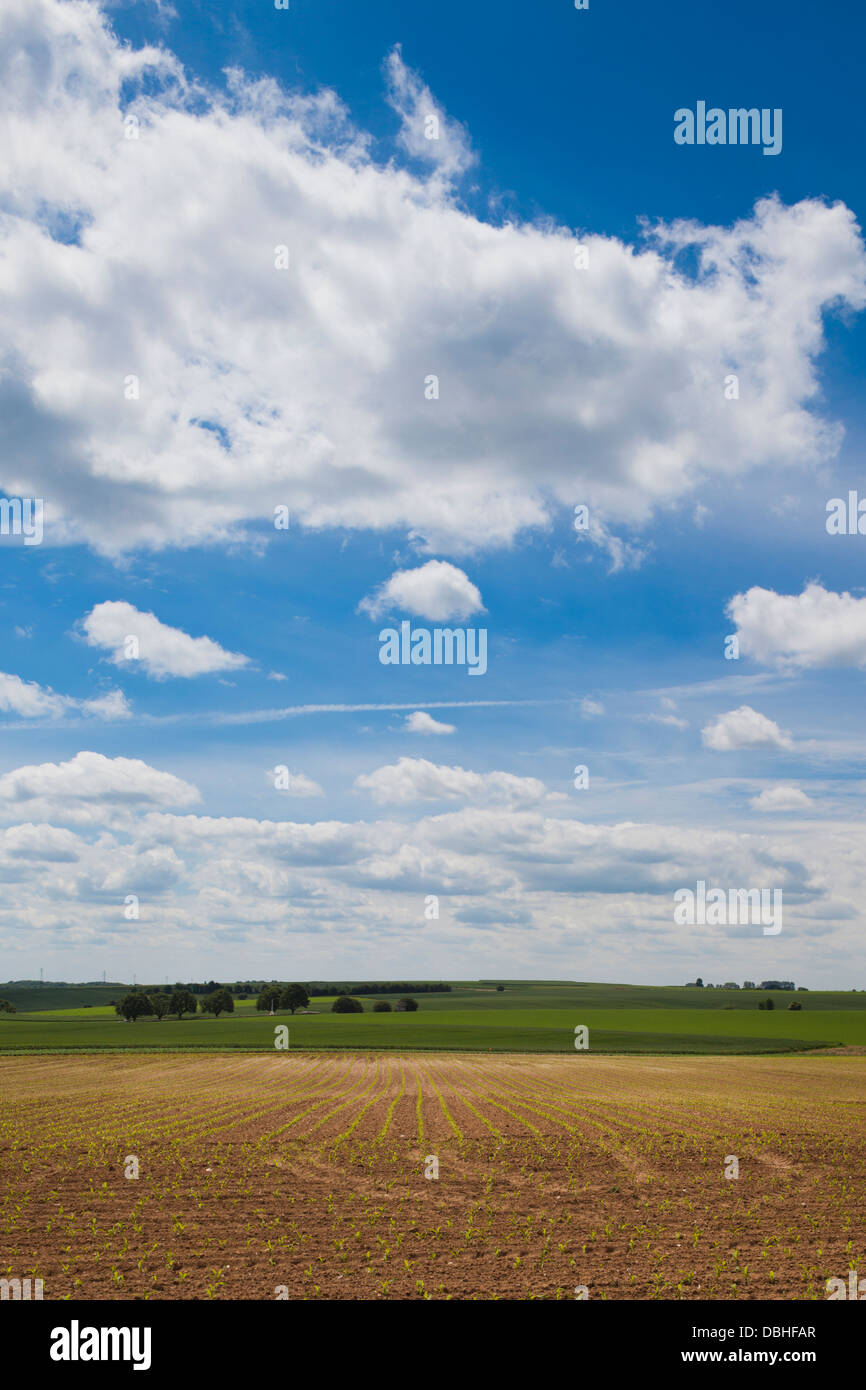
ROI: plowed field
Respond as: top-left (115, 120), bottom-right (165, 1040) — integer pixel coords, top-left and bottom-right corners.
top-left (1, 1052), bottom-right (863, 1300)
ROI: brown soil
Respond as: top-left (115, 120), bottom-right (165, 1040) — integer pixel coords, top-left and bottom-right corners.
top-left (1, 1052), bottom-right (863, 1301)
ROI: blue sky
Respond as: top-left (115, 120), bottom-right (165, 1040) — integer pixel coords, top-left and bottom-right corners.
top-left (1, 0), bottom-right (865, 987)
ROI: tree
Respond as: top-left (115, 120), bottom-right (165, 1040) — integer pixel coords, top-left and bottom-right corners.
top-left (373, 1001), bottom-right (392, 1012)
top-left (787, 1001), bottom-right (802, 1011)
top-left (0, 999), bottom-right (17, 1014)
top-left (695, 977), bottom-right (704, 988)
top-left (758, 997), bottom-right (775, 1011)
top-left (280, 983), bottom-right (310, 1014)
top-left (170, 989), bottom-right (197, 1019)
top-left (331, 996), bottom-right (363, 1013)
top-left (396, 997), bottom-right (418, 1012)
top-left (150, 992), bottom-right (171, 1021)
top-left (200, 989), bottom-right (234, 1017)
top-left (256, 984), bottom-right (283, 1013)
top-left (118, 992), bottom-right (153, 1022)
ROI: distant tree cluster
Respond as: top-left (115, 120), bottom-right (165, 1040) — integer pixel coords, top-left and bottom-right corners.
top-left (111, 980), bottom-right (428, 1023)
top-left (256, 984), bottom-right (310, 1014)
top-left (115, 987), bottom-right (225, 1021)
top-left (332, 996), bottom-right (364, 1013)
top-left (331, 995), bottom-right (420, 1014)
top-left (199, 989), bottom-right (234, 1017)
top-left (115, 992), bottom-right (151, 1022)
top-left (171, 990), bottom-right (197, 1018)
top-left (0, 999), bottom-right (17, 1014)
top-left (149, 992), bottom-right (171, 1020)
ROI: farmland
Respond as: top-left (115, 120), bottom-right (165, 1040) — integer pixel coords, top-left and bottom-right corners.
top-left (3, 980), bottom-right (866, 1054)
top-left (1, 1051), bottom-right (863, 1301)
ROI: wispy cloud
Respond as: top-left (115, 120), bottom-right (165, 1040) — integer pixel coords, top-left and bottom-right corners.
top-left (214, 699), bottom-right (575, 726)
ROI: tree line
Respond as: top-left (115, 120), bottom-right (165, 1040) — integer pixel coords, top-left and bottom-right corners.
top-left (115, 988), bottom-right (233, 1021)
top-left (255, 985), bottom-right (420, 1013)
top-left (122, 979), bottom-right (451, 999)
top-left (114, 983), bottom-right (423, 1020)
top-left (330, 995), bottom-right (418, 1013)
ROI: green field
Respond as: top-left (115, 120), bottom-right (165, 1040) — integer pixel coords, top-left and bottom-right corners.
top-left (1, 980), bottom-right (864, 1054)
top-left (5, 979), bottom-right (866, 1012)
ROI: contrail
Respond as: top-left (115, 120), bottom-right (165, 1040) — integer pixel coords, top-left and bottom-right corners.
top-left (0, 697), bottom-right (579, 732)
top-left (214, 698), bottom-right (575, 726)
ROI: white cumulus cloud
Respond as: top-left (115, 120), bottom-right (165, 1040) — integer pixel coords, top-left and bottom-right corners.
top-left (359, 561), bottom-right (485, 622)
top-left (270, 768), bottom-right (324, 797)
top-left (404, 710), bottom-right (456, 735)
top-left (354, 756), bottom-right (548, 806)
top-left (750, 785), bottom-right (813, 811)
top-left (701, 706), bottom-right (793, 752)
top-left (0, 751), bottom-right (200, 821)
top-left (728, 583), bottom-right (866, 670)
top-left (80, 601), bottom-right (248, 678)
top-left (0, 2), bottom-right (863, 558)
top-left (0, 671), bottom-right (70, 718)
top-left (0, 670), bottom-right (131, 720)
top-left (81, 688), bottom-right (133, 719)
